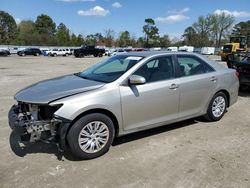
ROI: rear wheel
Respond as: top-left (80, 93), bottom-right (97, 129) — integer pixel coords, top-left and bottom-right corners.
top-left (79, 53), bottom-right (84, 58)
top-left (204, 92), bottom-right (228, 121)
top-left (67, 113), bottom-right (115, 159)
top-left (53, 53), bottom-right (57, 57)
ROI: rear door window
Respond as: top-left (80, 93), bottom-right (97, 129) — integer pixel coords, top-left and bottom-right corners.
top-left (177, 55), bottom-right (214, 77)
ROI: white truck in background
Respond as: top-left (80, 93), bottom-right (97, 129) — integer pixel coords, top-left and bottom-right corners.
top-left (47, 48), bottom-right (71, 57)
top-left (167, 47), bottom-right (178, 52)
top-left (201, 47), bottom-right (215, 55)
top-left (178, 46), bottom-right (194, 52)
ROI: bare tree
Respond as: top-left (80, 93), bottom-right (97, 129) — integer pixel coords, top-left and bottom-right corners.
top-left (210, 13), bottom-right (234, 47)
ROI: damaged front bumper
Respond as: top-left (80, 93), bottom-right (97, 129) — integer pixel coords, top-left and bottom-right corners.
top-left (8, 104), bottom-right (71, 150)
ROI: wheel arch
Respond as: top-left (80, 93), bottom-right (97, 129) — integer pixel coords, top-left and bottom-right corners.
top-left (216, 89), bottom-right (230, 107)
top-left (69, 108), bottom-right (120, 137)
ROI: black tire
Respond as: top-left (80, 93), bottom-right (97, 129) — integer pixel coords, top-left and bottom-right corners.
top-left (35, 53), bottom-right (39, 56)
top-left (53, 53), bottom-right (57, 57)
top-left (67, 113), bottom-right (115, 159)
top-left (98, 53), bottom-right (103, 57)
top-left (65, 53), bottom-right (69, 57)
top-left (79, 53), bottom-right (84, 58)
top-left (94, 54), bottom-right (98, 57)
top-left (204, 92), bottom-right (228, 122)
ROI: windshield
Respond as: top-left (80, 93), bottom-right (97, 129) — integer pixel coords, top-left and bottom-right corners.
top-left (79, 55), bottom-right (144, 83)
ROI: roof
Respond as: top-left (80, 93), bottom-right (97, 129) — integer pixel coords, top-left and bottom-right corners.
top-left (126, 51), bottom-right (197, 57)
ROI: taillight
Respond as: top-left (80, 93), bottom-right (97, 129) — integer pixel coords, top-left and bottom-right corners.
top-left (235, 71), bottom-right (240, 79)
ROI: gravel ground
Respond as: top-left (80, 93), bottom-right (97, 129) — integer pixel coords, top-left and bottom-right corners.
top-left (0, 54), bottom-right (249, 188)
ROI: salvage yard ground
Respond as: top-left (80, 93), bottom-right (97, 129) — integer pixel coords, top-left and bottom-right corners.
top-left (0, 55), bottom-right (250, 188)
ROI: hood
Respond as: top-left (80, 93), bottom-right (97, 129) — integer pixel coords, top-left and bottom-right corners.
top-left (15, 74), bottom-right (105, 104)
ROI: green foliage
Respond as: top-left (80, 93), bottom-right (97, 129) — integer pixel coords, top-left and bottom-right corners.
top-left (117, 31), bottom-right (131, 47)
top-left (56, 23), bottom-right (70, 46)
top-left (16, 20), bottom-right (37, 45)
top-left (232, 20), bottom-right (250, 36)
top-left (159, 35), bottom-right (171, 48)
top-left (34, 14), bottom-right (57, 45)
top-left (143, 18), bottom-right (159, 47)
top-left (210, 13), bottom-right (234, 47)
top-left (182, 26), bottom-right (198, 47)
top-left (35, 14), bottom-right (56, 36)
top-left (85, 34), bottom-right (97, 46)
top-left (0, 11), bottom-right (17, 44)
top-left (192, 16), bottom-right (212, 47)
top-left (0, 10), bottom-right (243, 48)
top-left (183, 14), bottom-right (235, 47)
top-left (104, 29), bottom-right (115, 47)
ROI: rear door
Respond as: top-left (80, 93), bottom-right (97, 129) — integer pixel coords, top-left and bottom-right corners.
top-left (176, 55), bottom-right (217, 118)
top-left (120, 55), bottom-right (180, 131)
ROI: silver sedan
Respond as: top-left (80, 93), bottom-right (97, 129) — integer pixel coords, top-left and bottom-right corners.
top-left (9, 52), bottom-right (239, 159)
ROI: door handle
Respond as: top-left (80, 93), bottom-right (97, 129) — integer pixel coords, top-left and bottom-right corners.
top-left (210, 76), bottom-right (217, 82)
top-left (169, 83), bottom-right (179, 89)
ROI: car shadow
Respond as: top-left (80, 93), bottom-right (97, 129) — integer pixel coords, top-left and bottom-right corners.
top-left (9, 117), bottom-right (207, 161)
top-left (112, 118), bottom-right (202, 146)
top-left (9, 131), bottom-right (66, 160)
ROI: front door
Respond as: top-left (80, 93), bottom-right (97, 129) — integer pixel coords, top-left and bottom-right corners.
top-left (120, 55), bottom-right (180, 131)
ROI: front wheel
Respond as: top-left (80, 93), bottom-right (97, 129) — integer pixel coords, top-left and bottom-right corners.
top-left (204, 92), bottom-right (228, 121)
top-left (67, 113), bottom-right (115, 159)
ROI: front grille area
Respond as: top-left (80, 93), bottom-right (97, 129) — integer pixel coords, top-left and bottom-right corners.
top-left (18, 102), bottom-right (62, 120)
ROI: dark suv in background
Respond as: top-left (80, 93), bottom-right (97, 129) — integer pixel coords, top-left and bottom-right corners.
top-left (17, 48), bottom-right (42, 56)
top-left (74, 45), bottom-right (105, 58)
top-left (0, 49), bottom-right (11, 56)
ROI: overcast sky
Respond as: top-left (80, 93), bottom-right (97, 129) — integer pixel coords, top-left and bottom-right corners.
top-left (1, 0), bottom-right (250, 39)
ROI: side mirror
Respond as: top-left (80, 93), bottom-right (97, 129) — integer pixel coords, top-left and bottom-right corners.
top-left (129, 75), bottom-right (146, 85)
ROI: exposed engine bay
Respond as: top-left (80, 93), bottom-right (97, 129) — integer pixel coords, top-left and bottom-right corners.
top-left (9, 102), bottom-right (64, 143)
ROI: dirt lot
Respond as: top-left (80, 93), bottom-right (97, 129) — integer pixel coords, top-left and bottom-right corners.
top-left (0, 55), bottom-right (250, 188)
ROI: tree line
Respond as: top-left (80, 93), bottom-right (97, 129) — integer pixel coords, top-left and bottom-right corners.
top-left (0, 10), bottom-right (249, 48)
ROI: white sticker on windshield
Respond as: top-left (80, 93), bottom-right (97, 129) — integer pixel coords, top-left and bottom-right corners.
top-left (125, 56), bottom-right (143, 61)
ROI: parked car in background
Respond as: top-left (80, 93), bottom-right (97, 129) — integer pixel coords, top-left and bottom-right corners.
top-left (17, 48), bottom-right (42, 56)
top-left (105, 49), bottom-right (116, 56)
top-left (70, 49), bottom-right (74, 55)
top-left (9, 47), bottom-right (20, 54)
top-left (47, 49), bottom-right (71, 57)
top-left (74, 46), bottom-right (105, 58)
top-left (133, 48), bottom-right (146, 52)
top-left (0, 49), bottom-right (11, 56)
top-left (110, 49), bottom-right (127, 56)
top-left (8, 52), bottom-right (239, 160)
top-left (167, 47), bottom-right (178, 52)
top-left (227, 51), bottom-right (250, 88)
